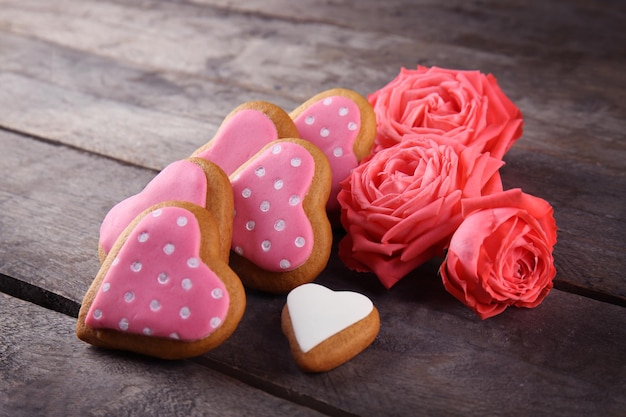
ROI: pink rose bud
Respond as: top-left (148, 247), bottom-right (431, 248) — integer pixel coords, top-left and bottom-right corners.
top-left (440, 188), bottom-right (557, 319)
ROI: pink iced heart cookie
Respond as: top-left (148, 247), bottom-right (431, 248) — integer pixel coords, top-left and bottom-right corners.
top-left (281, 283), bottom-right (380, 372)
top-left (98, 158), bottom-right (233, 263)
top-left (192, 101), bottom-right (300, 176)
top-left (228, 139), bottom-right (332, 294)
top-left (290, 89), bottom-right (376, 213)
top-left (77, 202), bottom-right (246, 359)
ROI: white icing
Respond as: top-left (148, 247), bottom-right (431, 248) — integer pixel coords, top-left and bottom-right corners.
top-left (163, 243), bottom-right (175, 255)
top-left (179, 306), bottom-right (191, 319)
top-left (157, 272), bottom-right (169, 284)
top-left (130, 261), bottom-right (142, 272)
top-left (320, 127), bottom-right (330, 138)
top-left (274, 219), bottom-right (286, 231)
top-left (150, 299), bottom-right (161, 311)
top-left (181, 278), bottom-right (193, 290)
top-left (176, 216), bottom-right (188, 227)
top-left (187, 257), bottom-right (199, 268)
top-left (286, 283), bottom-right (374, 353)
top-left (119, 318), bottom-right (129, 331)
top-left (210, 317), bottom-right (222, 328)
top-left (138, 232), bottom-right (149, 243)
top-left (289, 195), bottom-right (301, 206)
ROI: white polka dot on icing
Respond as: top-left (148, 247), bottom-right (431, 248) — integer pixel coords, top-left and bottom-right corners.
top-left (152, 209), bottom-right (162, 217)
top-left (305, 115), bottom-right (315, 125)
top-left (138, 232), bottom-right (149, 243)
top-left (348, 122), bottom-right (358, 131)
top-left (119, 318), bottom-right (129, 331)
top-left (245, 220), bottom-right (256, 231)
top-left (280, 259), bottom-right (291, 269)
top-left (339, 106), bottom-right (349, 116)
top-left (180, 306), bottom-right (191, 319)
top-left (181, 278), bottom-right (193, 290)
top-left (177, 216), bottom-right (188, 227)
top-left (323, 97), bottom-right (333, 105)
top-left (124, 291), bottom-right (135, 303)
top-left (210, 317), bottom-right (222, 328)
top-left (130, 261), bottom-right (142, 272)
top-left (150, 299), bottom-right (161, 311)
top-left (333, 147), bottom-right (343, 157)
top-left (93, 309), bottom-right (102, 320)
top-left (143, 327), bottom-right (152, 336)
top-left (235, 246), bottom-right (244, 255)
top-left (320, 127), bottom-right (330, 138)
top-left (102, 282), bottom-right (111, 292)
top-left (211, 288), bottom-right (223, 299)
top-left (272, 144), bottom-right (282, 154)
top-left (291, 157), bottom-right (302, 167)
top-left (260, 201), bottom-right (270, 212)
top-left (242, 188), bottom-right (252, 198)
top-left (163, 243), bottom-right (175, 255)
top-left (274, 179), bottom-right (284, 190)
top-left (157, 272), bottom-right (169, 284)
top-left (274, 219), bottom-right (286, 231)
top-left (261, 240), bottom-right (271, 251)
top-left (295, 236), bottom-right (306, 247)
top-left (112, 257), bottom-right (119, 266)
top-left (170, 333), bottom-right (179, 340)
top-left (255, 166), bottom-right (266, 177)
top-left (187, 257), bottom-right (199, 268)
top-left (289, 195), bottom-right (301, 206)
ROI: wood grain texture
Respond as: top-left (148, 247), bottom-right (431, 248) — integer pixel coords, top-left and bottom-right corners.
top-left (1, 130), bottom-right (624, 416)
top-left (1, 0), bottom-right (625, 415)
top-left (0, 293), bottom-right (326, 417)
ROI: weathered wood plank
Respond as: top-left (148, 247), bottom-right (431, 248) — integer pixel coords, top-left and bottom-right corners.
top-left (0, 0), bottom-right (624, 173)
top-left (189, 0), bottom-right (626, 60)
top-left (0, 293), bottom-right (326, 417)
top-left (1, 132), bottom-right (624, 416)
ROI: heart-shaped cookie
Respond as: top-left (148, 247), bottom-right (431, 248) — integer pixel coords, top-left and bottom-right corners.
top-left (281, 283), bottom-right (380, 372)
top-left (98, 158), bottom-right (233, 263)
top-left (192, 101), bottom-right (300, 176)
top-left (77, 202), bottom-right (245, 359)
top-left (228, 139), bottom-right (332, 294)
top-left (290, 88), bottom-right (376, 213)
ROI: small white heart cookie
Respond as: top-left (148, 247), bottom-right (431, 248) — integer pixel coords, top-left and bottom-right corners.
top-left (281, 283), bottom-right (380, 372)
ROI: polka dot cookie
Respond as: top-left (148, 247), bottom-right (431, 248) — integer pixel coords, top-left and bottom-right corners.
top-left (281, 283), bottom-right (380, 373)
top-left (228, 139), bottom-right (333, 294)
top-left (98, 158), bottom-right (234, 263)
top-left (77, 202), bottom-right (245, 360)
top-left (192, 100), bottom-right (300, 176)
top-left (290, 88), bottom-right (376, 213)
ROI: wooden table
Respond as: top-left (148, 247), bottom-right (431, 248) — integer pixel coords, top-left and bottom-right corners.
top-left (1, 1), bottom-right (624, 416)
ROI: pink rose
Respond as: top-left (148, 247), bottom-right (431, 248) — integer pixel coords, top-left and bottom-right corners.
top-left (440, 188), bottom-right (557, 319)
top-left (368, 66), bottom-right (523, 159)
top-left (337, 134), bottom-right (504, 289)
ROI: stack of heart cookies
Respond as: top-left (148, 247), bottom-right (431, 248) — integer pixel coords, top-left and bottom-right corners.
top-left (76, 89), bottom-right (380, 372)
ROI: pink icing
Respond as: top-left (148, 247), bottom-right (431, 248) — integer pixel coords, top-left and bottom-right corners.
top-left (231, 142), bottom-right (314, 272)
top-left (87, 206), bottom-right (229, 341)
top-left (194, 109), bottom-right (279, 175)
top-left (292, 96), bottom-right (360, 211)
top-left (100, 160), bottom-right (208, 255)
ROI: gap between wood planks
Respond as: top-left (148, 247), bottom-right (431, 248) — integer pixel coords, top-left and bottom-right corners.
top-left (1, 125), bottom-right (625, 311)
